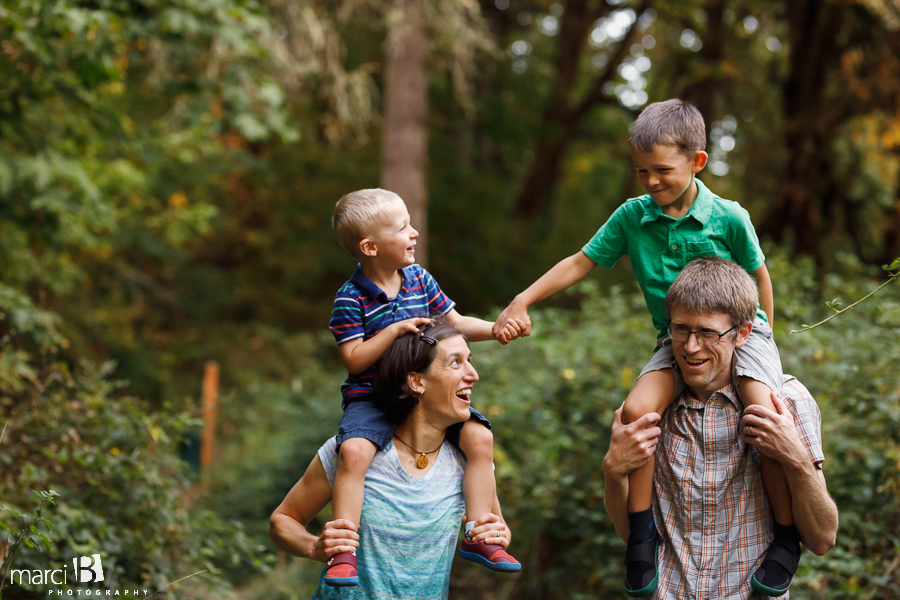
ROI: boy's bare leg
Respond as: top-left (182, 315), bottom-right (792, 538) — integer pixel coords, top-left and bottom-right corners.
top-left (740, 379), bottom-right (793, 523)
top-left (458, 419), bottom-right (495, 524)
top-left (621, 368), bottom-right (674, 593)
top-left (333, 438), bottom-right (378, 525)
top-left (742, 378), bottom-right (801, 593)
top-left (325, 437), bottom-right (377, 585)
top-left (622, 369), bottom-right (675, 513)
top-left (457, 419), bottom-right (520, 570)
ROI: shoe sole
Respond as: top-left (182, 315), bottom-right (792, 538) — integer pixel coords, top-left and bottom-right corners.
top-left (751, 574), bottom-right (790, 597)
top-left (624, 538), bottom-right (659, 598)
top-left (324, 576), bottom-right (359, 587)
top-left (458, 549), bottom-right (522, 572)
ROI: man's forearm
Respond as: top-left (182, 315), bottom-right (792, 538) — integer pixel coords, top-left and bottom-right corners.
top-left (603, 459), bottom-right (631, 543)
top-left (785, 463), bottom-right (837, 555)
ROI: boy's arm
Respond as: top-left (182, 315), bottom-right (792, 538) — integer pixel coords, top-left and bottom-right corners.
top-left (338, 317), bottom-right (432, 375)
top-left (752, 264), bottom-right (774, 327)
top-left (493, 251), bottom-right (597, 338)
top-left (444, 309), bottom-right (524, 343)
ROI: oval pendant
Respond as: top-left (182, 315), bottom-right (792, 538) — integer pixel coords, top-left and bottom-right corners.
top-left (416, 454), bottom-right (429, 469)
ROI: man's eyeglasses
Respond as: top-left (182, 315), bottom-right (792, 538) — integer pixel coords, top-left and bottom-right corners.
top-left (667, 323), bottom-right (736, 346)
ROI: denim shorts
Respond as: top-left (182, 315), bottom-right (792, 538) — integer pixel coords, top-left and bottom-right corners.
top-left (639, 317), bottom-right (784, 396)
top-left (336, 397), bottom-right (491, 451)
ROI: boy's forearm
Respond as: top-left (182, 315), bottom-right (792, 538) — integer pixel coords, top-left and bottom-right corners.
top-left (343, 327), bottom-right (399, 374)
top-left (753, 264), bottom-right (775, 326)
top-left (515, 252), bottom-right (596, 308)
top-left (448, 314), bottom-right (495, 342)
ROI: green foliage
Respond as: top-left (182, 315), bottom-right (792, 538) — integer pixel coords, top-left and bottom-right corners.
top-left (0, 489), bottom-right (58, 598)
top-left (0, 350), bottom-right (270, 598)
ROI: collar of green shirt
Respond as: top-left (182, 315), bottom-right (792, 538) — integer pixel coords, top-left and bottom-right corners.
top-left (639, 178), bottom-right (714, 226)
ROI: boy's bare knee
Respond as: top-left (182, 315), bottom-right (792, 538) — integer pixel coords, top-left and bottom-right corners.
top-left (622, 396), bottom-right (654, 425)
top-left (338, 438), bottom-right (377, 472)
top-left (459, 421), bottom-right (493, 458)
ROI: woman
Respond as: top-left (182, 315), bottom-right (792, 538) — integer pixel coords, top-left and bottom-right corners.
top-left (269, 322), bottom-right (518, 599)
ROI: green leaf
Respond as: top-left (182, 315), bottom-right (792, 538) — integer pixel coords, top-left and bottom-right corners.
top-left (23, 536), bottom-right (34, 548)
top-left (42, 518), bottom-right (53, 531)
top-left (30, 524), bottom-right (38, 534)
top-left (39, 533), bottom-right (52, 552)
top-left (1, 522), bottom-right (18, 535)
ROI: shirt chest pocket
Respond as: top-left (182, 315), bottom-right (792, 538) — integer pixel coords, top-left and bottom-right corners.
top-left (675, 240), bottom-right (720, 267)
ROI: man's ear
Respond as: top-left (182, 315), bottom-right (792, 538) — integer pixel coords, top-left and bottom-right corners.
top-left (407, 372), bottom-right (425, 396)
top-left (359, 238), bottom-right (377, 258)
top-left (733, 321), bottom-right (752, 348)
top-left (691, 151), bottom-right (708, 173)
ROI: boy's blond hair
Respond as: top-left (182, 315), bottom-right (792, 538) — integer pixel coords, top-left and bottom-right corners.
top-left (332, 188), bottom-right (403, 259)
top-left (665, 256), bottom-right (758, 328)
top-left (627, 99), bottom-right (706, 156)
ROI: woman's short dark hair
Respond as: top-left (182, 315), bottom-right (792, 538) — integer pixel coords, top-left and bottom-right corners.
top-left (374, 321), bottom-right (465, 423)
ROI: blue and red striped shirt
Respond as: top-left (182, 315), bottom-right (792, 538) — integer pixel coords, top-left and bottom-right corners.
top-left (329, 264), bottom-right (455, 405)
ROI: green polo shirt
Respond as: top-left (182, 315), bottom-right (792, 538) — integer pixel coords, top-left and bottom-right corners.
top-left (582, 178), bottom-right (766, 338)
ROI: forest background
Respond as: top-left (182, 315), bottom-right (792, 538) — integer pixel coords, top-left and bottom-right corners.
top-left (2, 0), bottom-right (900, 598)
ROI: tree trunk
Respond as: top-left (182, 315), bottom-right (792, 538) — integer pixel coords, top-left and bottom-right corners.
top-left (681, 0), bottom-right (726, 144)
top-left (512, 0), bottom-right (653, 217)
top-left (759, 0), bottom-right (845, 263)
top-left (381, 0), bottom-right (429, 267)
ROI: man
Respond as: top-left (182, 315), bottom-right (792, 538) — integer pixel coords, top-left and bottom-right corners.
top-left (603, 257), bottom-right (838, 599)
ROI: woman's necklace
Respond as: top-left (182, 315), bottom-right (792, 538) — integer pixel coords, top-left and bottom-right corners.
top-left (394, 433), bottom-right (444, 469)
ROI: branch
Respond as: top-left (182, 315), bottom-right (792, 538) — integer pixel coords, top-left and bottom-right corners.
top-left (791, 262), bottom-right (900, 333)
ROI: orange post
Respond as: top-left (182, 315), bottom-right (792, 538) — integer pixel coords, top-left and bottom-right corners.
top-left (200, 361), bottom-right (219, 468)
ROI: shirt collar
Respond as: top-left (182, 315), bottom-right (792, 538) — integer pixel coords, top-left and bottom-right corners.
top-left (640, 178), bottom-right (713, 226)
top-left (672, 382), bottom-right (742, 412)
top-left (349, 264), bottom-right (411, 304)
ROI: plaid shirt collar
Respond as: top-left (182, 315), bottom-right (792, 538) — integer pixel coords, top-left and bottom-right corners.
top-left (673, 381), bottom-right (743, 412)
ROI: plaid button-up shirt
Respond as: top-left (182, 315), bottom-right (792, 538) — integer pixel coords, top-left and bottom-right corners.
top-left (651, 375), bottom-right (825, 600)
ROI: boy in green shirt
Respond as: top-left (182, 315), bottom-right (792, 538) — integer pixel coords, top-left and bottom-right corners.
top-left (495, 100), bottom-right (800, 598)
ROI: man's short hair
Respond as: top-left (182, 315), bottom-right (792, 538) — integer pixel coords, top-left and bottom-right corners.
top-left (665, 257), bottom-right (758, 328)
top-left (332, 188), bottom-right (403, 259)
top-left (626, 99), bottom-right (706, 155)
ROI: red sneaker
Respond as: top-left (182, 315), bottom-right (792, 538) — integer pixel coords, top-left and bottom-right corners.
top-left (323, 551), bottom-right (359, 587)
top-left (458, 536), bottom-right (521, 572)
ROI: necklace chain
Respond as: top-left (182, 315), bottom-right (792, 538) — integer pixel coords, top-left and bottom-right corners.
top-left (393, 433), bottom-right (443, 455)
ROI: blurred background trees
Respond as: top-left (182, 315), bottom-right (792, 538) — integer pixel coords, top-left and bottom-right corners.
top-left (2, 0), bottom-right (900, 598)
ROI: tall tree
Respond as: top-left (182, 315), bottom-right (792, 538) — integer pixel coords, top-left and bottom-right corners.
top-left (381, 0), bottom-right (430, 266)
top-left (512, 0), bottom-right (655, 218)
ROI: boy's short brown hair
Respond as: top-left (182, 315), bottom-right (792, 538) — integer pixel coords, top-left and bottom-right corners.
top-left (332, 188), bottom-right (403, 259)
top-left (665, 256), bottom-right (758, 328)
top-left (626, 99), bottom-right (706, 156)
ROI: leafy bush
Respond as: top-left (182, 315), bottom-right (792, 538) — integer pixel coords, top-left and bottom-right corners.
top-left (0, 293), bottom-right (269, 599)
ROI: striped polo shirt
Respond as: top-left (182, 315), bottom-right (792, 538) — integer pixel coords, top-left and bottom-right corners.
top-left (329, 264), bottom-right (455, 404)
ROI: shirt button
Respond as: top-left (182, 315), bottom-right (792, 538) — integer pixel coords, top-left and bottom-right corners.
top-left (672, 244), bottom-right (678, 250)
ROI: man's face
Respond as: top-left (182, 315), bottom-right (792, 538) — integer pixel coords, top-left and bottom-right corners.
top-left (669, 307), bottom-right (750, 400)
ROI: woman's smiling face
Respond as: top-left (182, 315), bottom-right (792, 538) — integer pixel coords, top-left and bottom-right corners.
top-left (413, 335), bottom-right (478, 426)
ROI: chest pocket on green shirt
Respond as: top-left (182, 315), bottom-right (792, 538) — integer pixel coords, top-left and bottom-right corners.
top-left (677, 240), bottom-right (723, 267)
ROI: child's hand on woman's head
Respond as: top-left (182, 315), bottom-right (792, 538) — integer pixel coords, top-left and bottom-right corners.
top-left (389, 317), bottom-right (433, 337)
